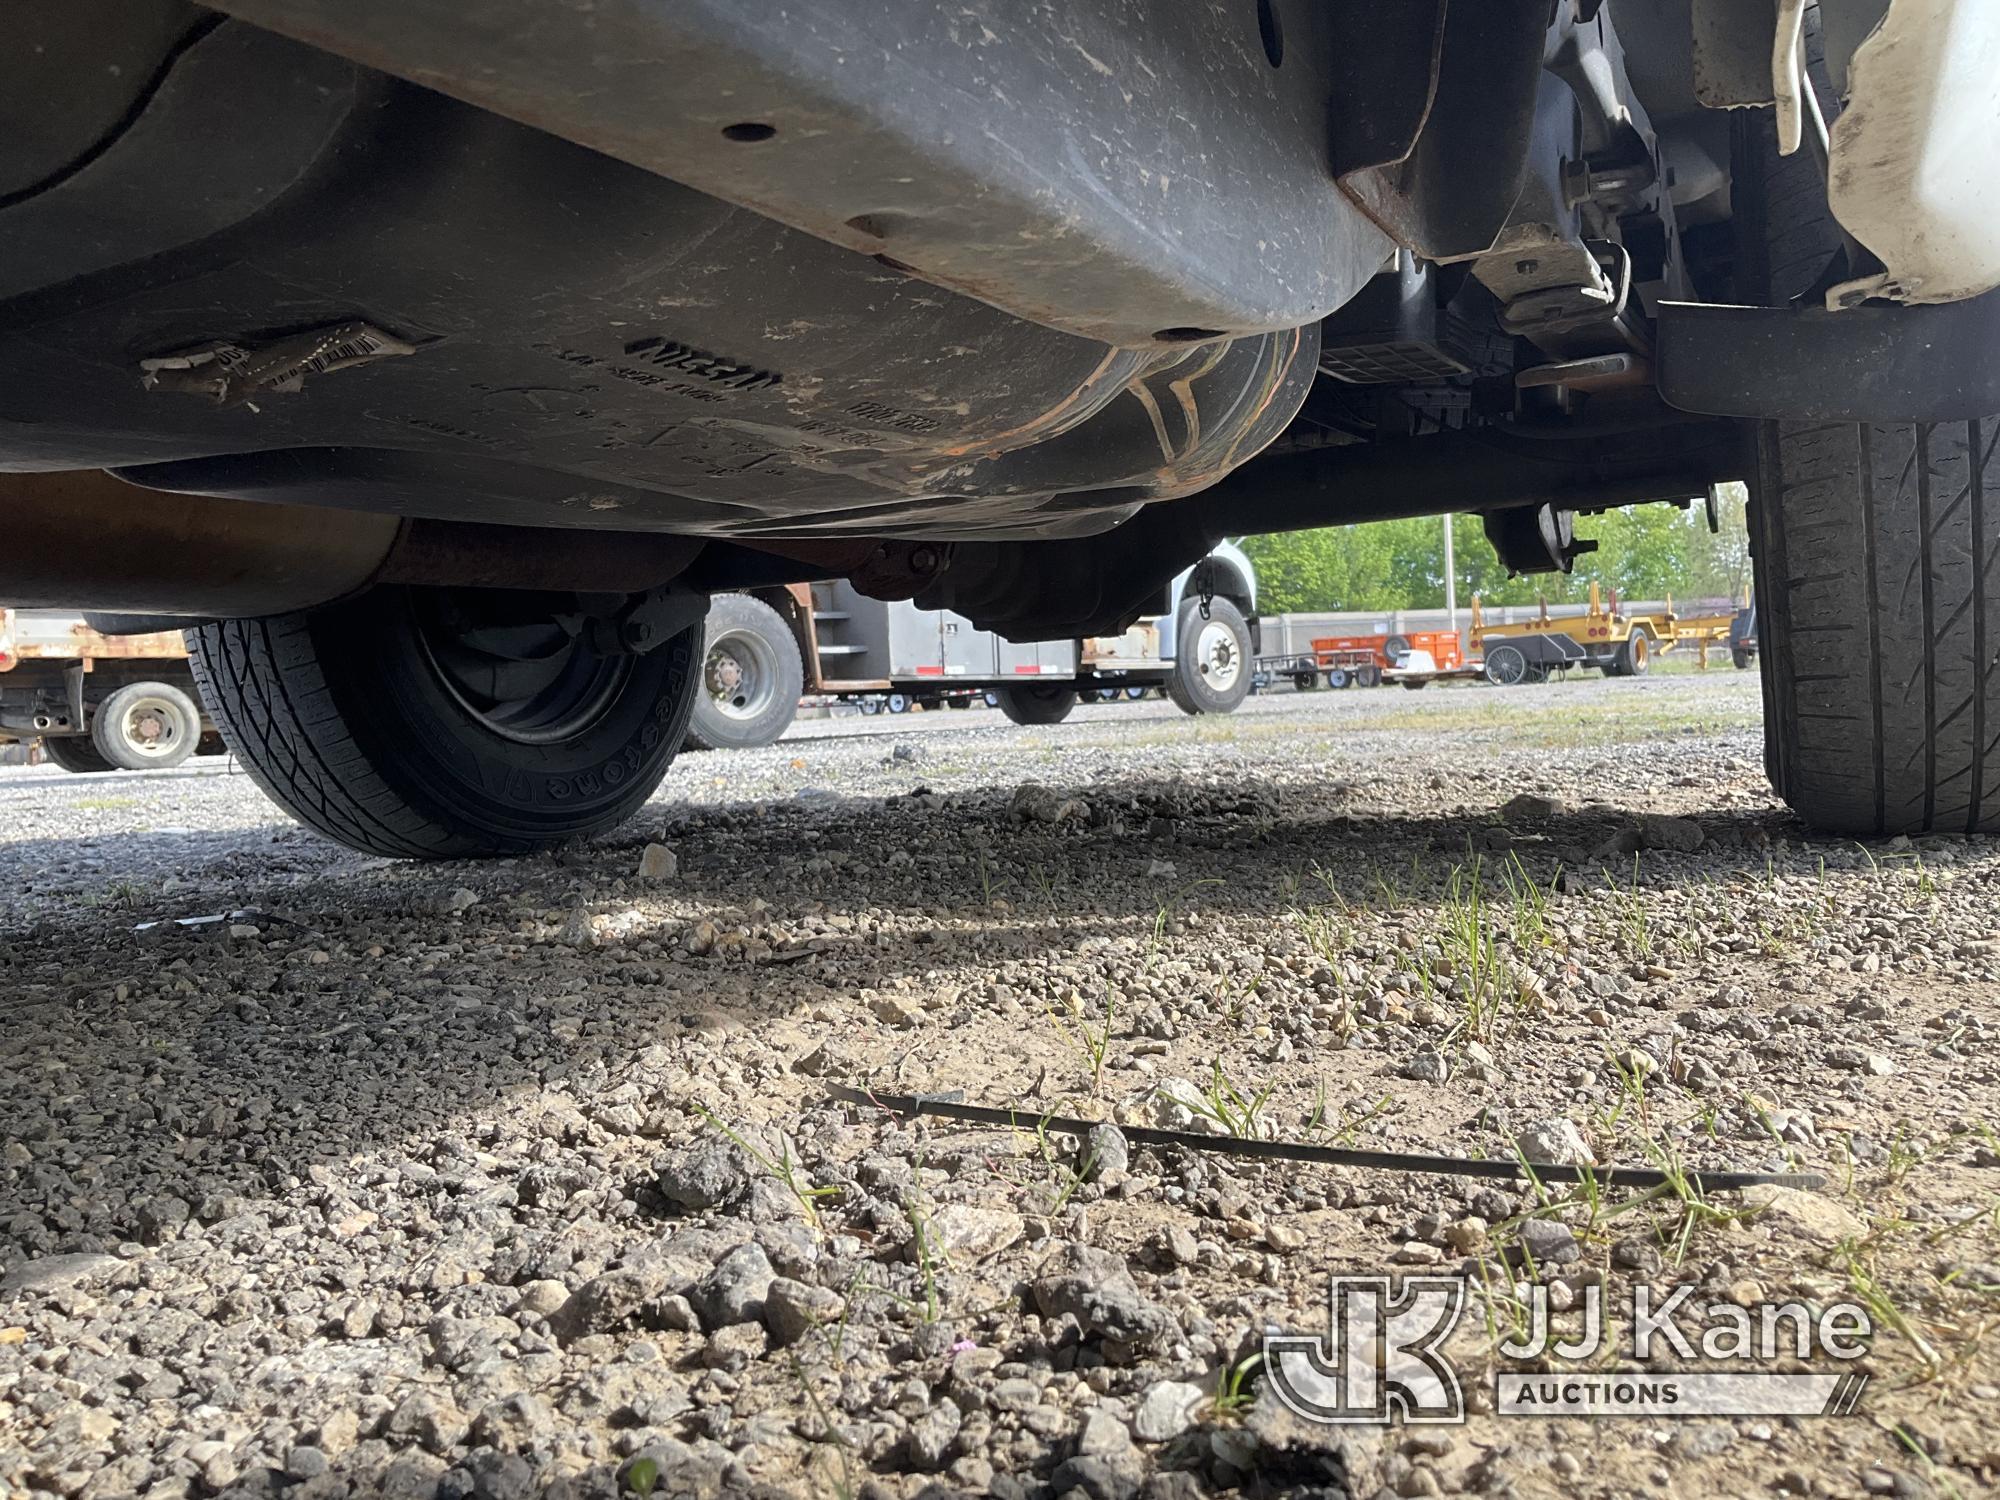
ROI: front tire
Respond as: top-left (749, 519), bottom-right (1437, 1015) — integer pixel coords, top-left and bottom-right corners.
top-left (189, 587), bottom-right (699, 858)
top-left (684, 593), bottom-right (804, 751)
top-left (92, 681), bottom-right (201, 770)
top-left (1166, 598), bottom-right (1252, 715)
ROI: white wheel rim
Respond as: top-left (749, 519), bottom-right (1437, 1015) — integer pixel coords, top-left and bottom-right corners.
top-left (703, 627), bottom-right (781, 722)
top-left (1194, 619), bottom-right (1241, 691)
top-left (116, 694), bottom-right (188, 760)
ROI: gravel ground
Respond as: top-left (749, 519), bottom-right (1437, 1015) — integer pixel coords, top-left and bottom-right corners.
top-left (4, 671), bottom-right (1999, 1500)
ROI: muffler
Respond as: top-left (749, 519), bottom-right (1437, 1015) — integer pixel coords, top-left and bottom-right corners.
top-left (0, 470), bottom-right (703, 617)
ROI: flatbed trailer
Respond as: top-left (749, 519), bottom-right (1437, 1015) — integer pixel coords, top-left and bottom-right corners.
top-left (1657, 594), bottom-right (1758, 669)
top-left (0, 610), bottom-right (218, 770)
top-left (1471, 585), bottom-right (1671, 685)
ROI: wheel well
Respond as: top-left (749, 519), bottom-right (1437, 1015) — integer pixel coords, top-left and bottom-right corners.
top-left (1185, 559), bottom-right (1254, 618)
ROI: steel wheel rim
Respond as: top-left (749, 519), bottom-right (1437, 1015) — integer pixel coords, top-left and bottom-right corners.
top-left (703, 627), bottom-right (781, 723)
top-left (117, 694), bottom-right (189, 759)
top-left (1488, 646), bottom-right (1526, 686)
top-left (415, 594), bottom-right (632, 746)
top-left (1194, 618), bottom-right (1241, 691)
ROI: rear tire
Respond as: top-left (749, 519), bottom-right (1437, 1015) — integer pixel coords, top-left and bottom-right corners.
top-left (1752, 419), bottom-right (2000, 834)
top-left (995, 683), bottom-right (1077, 725)
top-left (189, 587), bottom-right (699, 858)
top-left (684, 593), bottom-right (804, 751)
top-left (1736, 34), bottom-right (2000, 835)
top-left (92, 681), bottom-right (201, 770)
top-left (43, 736), bottom-right (113, 774)
top-left (1166, 598), bottom-right (1252, 715)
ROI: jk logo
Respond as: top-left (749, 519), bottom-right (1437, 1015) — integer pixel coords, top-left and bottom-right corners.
top-left (1265, 1275), bottom-right (1467, 1425)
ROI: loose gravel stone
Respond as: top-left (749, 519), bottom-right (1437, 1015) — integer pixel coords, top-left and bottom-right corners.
top-left (694, 1243), bottom-right (775, 1328)
top-left (653, 1139), bottom-right (752, 1211)
top-left (1515, 1117), bottom-right (1594, 1166)
top-left (1133, 1381), bottom-right (1206, 1442)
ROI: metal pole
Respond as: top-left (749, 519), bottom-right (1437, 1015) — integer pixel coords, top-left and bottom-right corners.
top-left (1442, 513), bottom-right (1457, 632)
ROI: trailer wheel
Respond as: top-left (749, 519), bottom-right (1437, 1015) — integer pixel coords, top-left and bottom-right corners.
top-left (685, 594), bottom-right (804, 751)
top-left (91, 681), bottom-right (201, 770)
top-left (1166, 598), bottom-right (1252, 715)
top-left (43, 735), bottom-right (114, 774)
top-left (886, 693), bottom-right (912, 714)
top-left (1325, 666), bottom-right (1351, 690)
top-left (995, 683), bottom-right (1077, 725)
top-left (1732, 646), bottom-right (1753, 671)
top-left (1355, 664), bottom-right (1382, 688)
top-left (1291, 671), bottom-right (1316, 691)
top-left (189, 586), bottom-right (699, 858)
top-left (1615, 632), bottom-right (1650, 677)
top-left (1484, 643), bottom-right (1530, 687)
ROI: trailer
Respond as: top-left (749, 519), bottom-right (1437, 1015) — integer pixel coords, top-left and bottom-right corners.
top-left (1655, 593), bottom-right (1758, 670)
top-left (0, 610), bottom-right (218, 771)
top-left (1470, 585), bottom-right (1671, 686)
top-left (683, 545), bottom-right (1258, 746)
top-left (1254, 627), bottom-right (1465, 690)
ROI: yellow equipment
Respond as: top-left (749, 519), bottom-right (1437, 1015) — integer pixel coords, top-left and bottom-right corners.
top-left (1470, 583), bottom-right (1672, 684)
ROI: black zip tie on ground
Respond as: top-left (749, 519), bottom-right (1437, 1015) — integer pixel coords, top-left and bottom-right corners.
top-left (825, 1085), bottom-right (1825, 1193)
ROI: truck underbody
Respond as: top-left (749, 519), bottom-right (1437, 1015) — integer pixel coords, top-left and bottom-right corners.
top-left (3, 0), bottom-right (1996, 853)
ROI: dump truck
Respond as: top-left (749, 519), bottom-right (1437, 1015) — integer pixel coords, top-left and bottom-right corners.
top-left (0, 610), bottom-right (216, 771)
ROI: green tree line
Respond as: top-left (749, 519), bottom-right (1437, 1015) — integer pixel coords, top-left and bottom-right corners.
top-left (1241, 483), bottom-right (1751, 614)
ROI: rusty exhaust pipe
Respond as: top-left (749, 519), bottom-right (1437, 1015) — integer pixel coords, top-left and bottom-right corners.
top-left (0, 471), bottom-right (703, 616)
